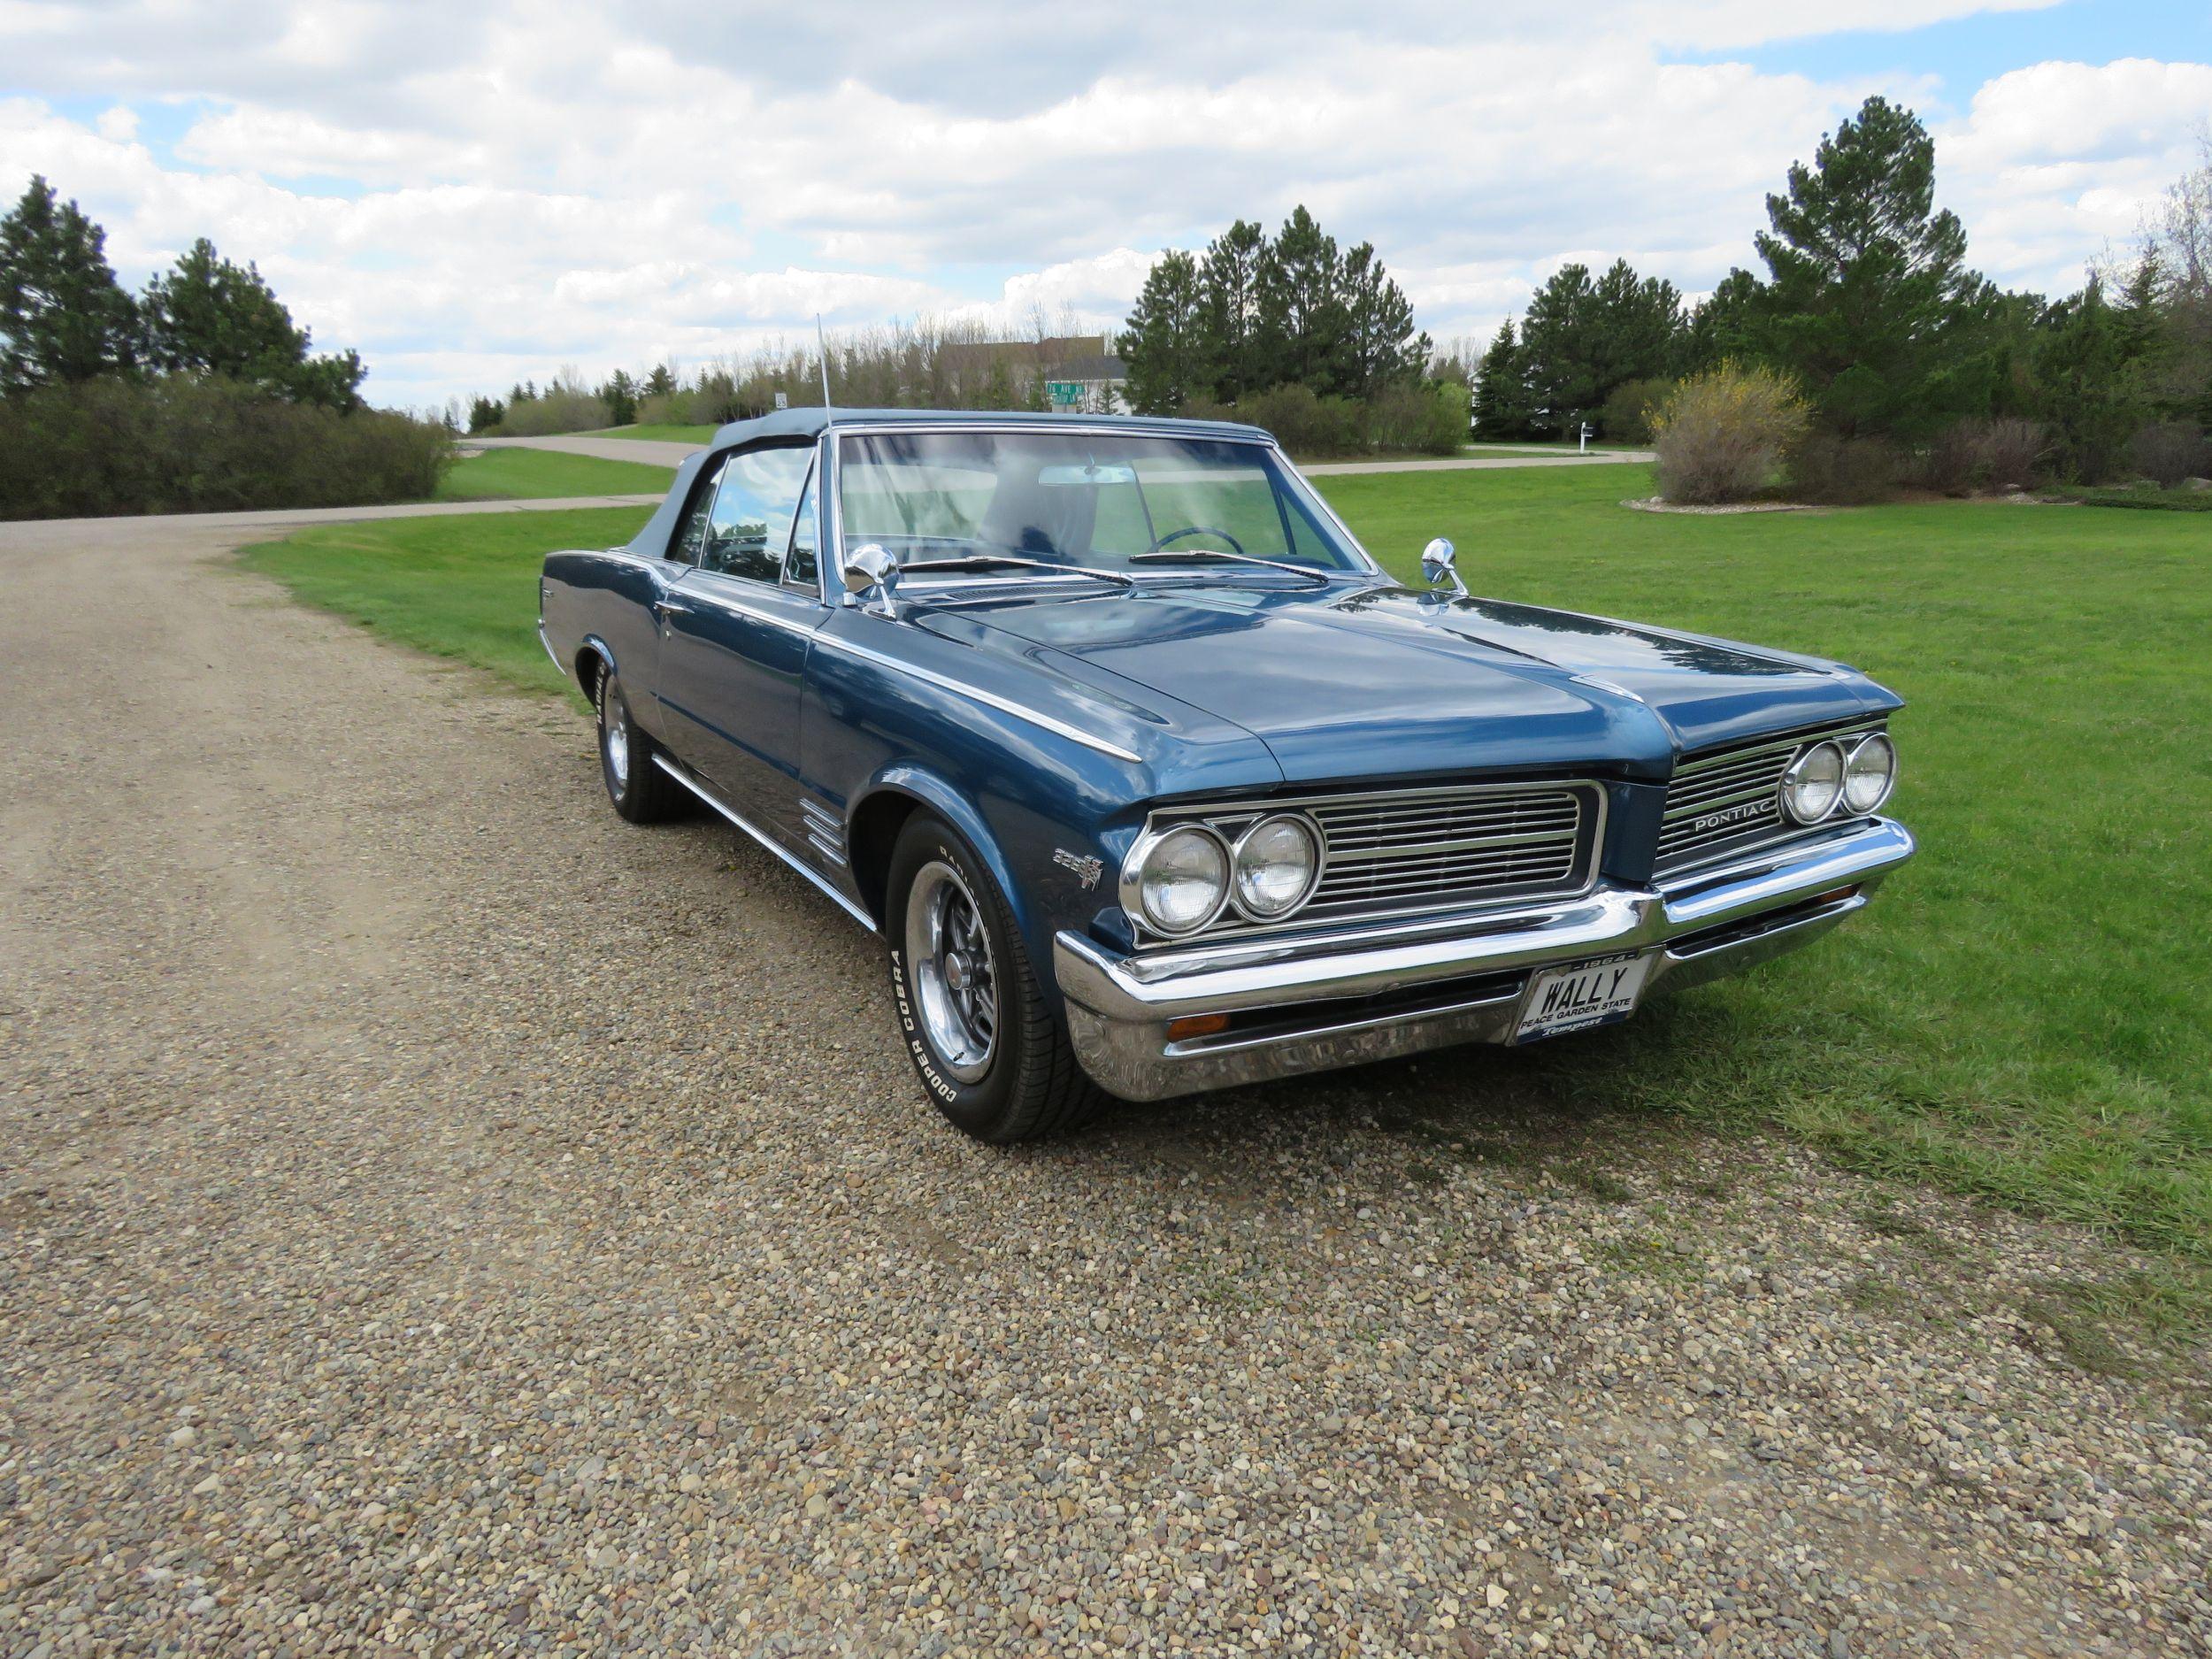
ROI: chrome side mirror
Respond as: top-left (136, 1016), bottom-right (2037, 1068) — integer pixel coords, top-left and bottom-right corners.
top-left (1420, 536), bottom-right (1466, 597)
top-left (841, 542), bottom-right (900, 615)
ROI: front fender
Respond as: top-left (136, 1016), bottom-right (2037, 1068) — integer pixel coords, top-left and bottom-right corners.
top-left (849, 762), bottom-right (1125, 1017)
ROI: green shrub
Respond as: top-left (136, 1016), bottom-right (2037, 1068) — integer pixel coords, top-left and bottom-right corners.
top-left (1597, 378), bottom-right (1667, 442)
top-left (1787, 433), bottom-right (1905, 504)
top-left (2128, 422), bottom-right (2210, 489)
top-left (1367, 382), bottom-right (1467, 455)
top-left (0, 374), bottom-right (451, 519)
top-left (493, 382), bottom-right (611, 436)
top-left (1236, 383), bottom-right (1369, 457)
top-left (1924, 417), bottom-right (2047, 495)
top-left (1651, 362), bottom-right (1809, 503)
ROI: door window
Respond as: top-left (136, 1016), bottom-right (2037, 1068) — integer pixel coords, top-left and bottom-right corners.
top-left (669, 457), bottom-right (725, 565)
top-left (783, 459), bottom-right (821, 590)
top-left (702, 446), bottom-right (811, 583)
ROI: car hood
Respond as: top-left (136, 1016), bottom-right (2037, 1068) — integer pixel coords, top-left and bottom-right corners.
top-left (923, 581), bottom-right (1894, 784)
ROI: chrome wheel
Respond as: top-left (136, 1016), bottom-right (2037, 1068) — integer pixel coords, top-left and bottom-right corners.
top-left (905, 860), bottom-right (997, 1084)
top-left (599, 679), bottom-right (630, 789)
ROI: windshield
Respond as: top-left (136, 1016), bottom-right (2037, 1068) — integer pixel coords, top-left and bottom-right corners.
top-left (834, 429), bottom-right (1369, 577)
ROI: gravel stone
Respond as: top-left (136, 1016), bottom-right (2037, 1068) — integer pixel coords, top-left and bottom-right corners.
top-left (1, 513), bottom-right (2207, 1656)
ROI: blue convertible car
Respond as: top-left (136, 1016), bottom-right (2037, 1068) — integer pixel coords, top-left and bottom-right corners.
top-left (540, 409), bottom-right (1914, 1141)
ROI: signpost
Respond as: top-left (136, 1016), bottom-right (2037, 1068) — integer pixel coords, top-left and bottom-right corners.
top-left (1046, 381), bottom-right (1083, 407)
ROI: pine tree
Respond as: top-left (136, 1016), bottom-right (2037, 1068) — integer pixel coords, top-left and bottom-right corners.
top-left (1746, 96), bottom-right (1996, 439)
top-left (0, 175), bottom-right (138, 392)
top-left (1471, 319), bottom-right (1533, 440)
top-left (140, 238), bottom-right (365, 409)
top-left (1340, 242), bottom-right (1429, 398)
top-left (1200, 219), bottom-right (1267, 402)
top-left (2031, 276), bottom-right (2141, 483)
top-left (601, 368), bottom-right (638, 426)
top-left (1118, 250), bottom-right (1209, 414)
top-left (1256, 207), bottom-right (1347, 392)
top-left (643, 362), bottom-right (676, 399)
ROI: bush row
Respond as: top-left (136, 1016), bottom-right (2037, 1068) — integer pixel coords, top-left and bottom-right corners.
top-left (1653, 365), bottom-right (2211, 506)
top-left (1180, 381), bottom-right (1467, 458)
top-left (0, 376), bottom-right (453, 519)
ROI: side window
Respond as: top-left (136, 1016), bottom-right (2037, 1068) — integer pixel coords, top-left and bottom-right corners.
top-left (702, 446), bottom-right (810, 584)
top-left (669, 458), bottom-right (724, 565)
top-left (783, 460), bottom-right (820, 589)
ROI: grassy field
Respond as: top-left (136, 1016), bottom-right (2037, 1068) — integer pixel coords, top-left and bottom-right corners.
top-left (437, 447), bottom-right (676, 501)
top-left (243, 467), bottom-right (2211, 1273)
top-left (595, 423), bottom-right (717, 444)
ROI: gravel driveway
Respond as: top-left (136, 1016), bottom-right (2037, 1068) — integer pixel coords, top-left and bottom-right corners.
top-left (2, 513), bottom-right (2205, 1657)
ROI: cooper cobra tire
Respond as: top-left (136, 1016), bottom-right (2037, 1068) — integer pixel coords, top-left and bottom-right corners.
top-left (886, 813), bottom-right (1102, 1143)
top-left (593, 663), bottom-right (683, 824)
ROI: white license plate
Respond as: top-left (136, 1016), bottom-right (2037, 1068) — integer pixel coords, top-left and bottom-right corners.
top-left (1512, 951), bottom-right (1653, 1044)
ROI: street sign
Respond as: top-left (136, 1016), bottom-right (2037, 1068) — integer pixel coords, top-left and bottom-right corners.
top-left (1046, 381), bottom-right (1083, 405)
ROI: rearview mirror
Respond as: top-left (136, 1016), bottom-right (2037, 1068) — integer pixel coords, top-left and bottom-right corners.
top-left (1420, 537), bottom-right (1466, 596)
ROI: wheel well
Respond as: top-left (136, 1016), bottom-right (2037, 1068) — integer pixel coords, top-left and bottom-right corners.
top-left (847, 789), bottom-right (924, 927)
top-left (574, 645), bottom-right (610, 697)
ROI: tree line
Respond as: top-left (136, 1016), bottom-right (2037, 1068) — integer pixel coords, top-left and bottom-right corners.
top-left (1471, 98), bottom-right (2211, 499)
top-left (0, 176), bottom-right (449, 518)
top-left (1112, 208), bottom-right (1463, 456)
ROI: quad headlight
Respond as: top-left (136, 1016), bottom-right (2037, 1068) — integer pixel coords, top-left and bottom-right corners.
top-left (1778, 731), bottom-right (1897, 825)
top-left (1232, 814), bottom-right (1320, 919)
top-left (1129, 825), bottom-right (1231, 934)
top-left (1840, 732), bottom-right (1898, 815)
top-left (1780, 740), bottom-right (1847, 824)
top-left (1125, 811), bottom-right (1324, 936)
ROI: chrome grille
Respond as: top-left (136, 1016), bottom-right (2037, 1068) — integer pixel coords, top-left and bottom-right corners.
top-left (1656, 719), bottom-right (1885, 875)
top-left (1145, 780), bottom-right (1601, 941)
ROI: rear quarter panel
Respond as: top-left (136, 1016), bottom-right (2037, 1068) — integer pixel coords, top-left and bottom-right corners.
top-left (540, 549), bottom-right (674, 742)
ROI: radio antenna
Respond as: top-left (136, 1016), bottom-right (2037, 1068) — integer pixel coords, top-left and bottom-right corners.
top-left (815, 313), bottom-right (834, 424)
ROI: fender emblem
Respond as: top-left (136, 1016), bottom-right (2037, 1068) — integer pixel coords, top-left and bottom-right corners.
top-left (1053, 849), bottom-right (1104, 889)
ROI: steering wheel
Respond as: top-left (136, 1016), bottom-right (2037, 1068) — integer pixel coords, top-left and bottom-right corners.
top-left (1146, 525), bottom-right (1248, 558)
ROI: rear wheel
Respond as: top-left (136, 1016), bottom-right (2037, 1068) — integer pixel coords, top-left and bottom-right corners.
top-left (594, 663), bottom-right (682, 824)
top-left (887, 815), bottom-right (1101, 1142)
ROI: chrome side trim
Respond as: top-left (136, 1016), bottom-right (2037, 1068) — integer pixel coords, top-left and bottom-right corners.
top-left (651, 755), bottom-right (876, 932)
top-left (678, 577), bottom-right (826, 637)
top-left (800, 798), bottom-right (848, 867)
top-left (537, 621), bottom-right (563, 673)
top-left (810, 630), bottom-right (1145, 764)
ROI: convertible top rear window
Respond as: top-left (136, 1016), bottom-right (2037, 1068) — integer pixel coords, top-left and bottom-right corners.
top-left (836, 429), bottom-right (1365, 575)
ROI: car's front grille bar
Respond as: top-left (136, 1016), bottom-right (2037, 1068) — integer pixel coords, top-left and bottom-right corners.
top-left (1144, 780), bottom-right (1603, 942)
top-left (1655, 719), bottom-right (1886, 876)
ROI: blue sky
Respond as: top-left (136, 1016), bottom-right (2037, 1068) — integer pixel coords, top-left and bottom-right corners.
top-left (3, 0), bottom-right (2205, 409)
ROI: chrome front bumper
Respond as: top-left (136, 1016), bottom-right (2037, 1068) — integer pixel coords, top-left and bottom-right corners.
top-left (1053, 818), bottom-right (1916, 1102)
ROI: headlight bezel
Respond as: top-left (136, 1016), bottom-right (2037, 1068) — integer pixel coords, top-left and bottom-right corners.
top-left (1229, 812), bottom-right (1322, 921)
top-left (1120, 822), bottom-right (1233, 937)
top-left (1779, 738), bottom-right (1848, 825)
top-left (1839, 731), bottom-right (1898, 816)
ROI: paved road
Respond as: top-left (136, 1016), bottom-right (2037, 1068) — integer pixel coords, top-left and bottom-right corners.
top-left (2, 511), bottom-right (2204, 1655)
top-left (469, 432), bottom-right (1656, 475)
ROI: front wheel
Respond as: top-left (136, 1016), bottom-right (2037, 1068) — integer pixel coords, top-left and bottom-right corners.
top-left (886, 815), bottom-right (1100, 1142)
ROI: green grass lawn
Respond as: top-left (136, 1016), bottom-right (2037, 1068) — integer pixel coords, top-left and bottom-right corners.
top-left (594, 423), bottom-right (717, 444)
top-left (243, 467), bottom-right (2212, 1272)
top-left (437, 447), bottom-right (677, 501)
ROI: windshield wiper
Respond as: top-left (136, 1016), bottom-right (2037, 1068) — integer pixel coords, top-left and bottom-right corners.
top-left (1128, 549), bottom-right (1332, 584)
top-left (899, 554), bottom-right (1133, 587)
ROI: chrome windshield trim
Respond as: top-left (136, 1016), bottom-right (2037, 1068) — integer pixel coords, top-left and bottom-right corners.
top-left (828, 424), bottom-right (1383, 587)
top-left (809, 630), bottom-right (1144, 764)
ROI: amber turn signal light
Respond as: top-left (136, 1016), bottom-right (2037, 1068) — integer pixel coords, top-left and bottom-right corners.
top-left (1165, 1013), bottom-right (1231, 1041)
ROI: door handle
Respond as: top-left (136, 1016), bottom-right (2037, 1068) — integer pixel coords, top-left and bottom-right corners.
top-left (652, 596), bottom-right (687, 620)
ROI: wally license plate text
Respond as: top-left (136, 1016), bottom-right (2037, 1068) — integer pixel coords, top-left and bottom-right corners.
top-left (1512, 951), bottom-right (1653, 1044)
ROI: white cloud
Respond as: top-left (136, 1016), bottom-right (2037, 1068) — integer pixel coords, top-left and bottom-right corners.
top-left (0, 3), bottom-right (2200, 408)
